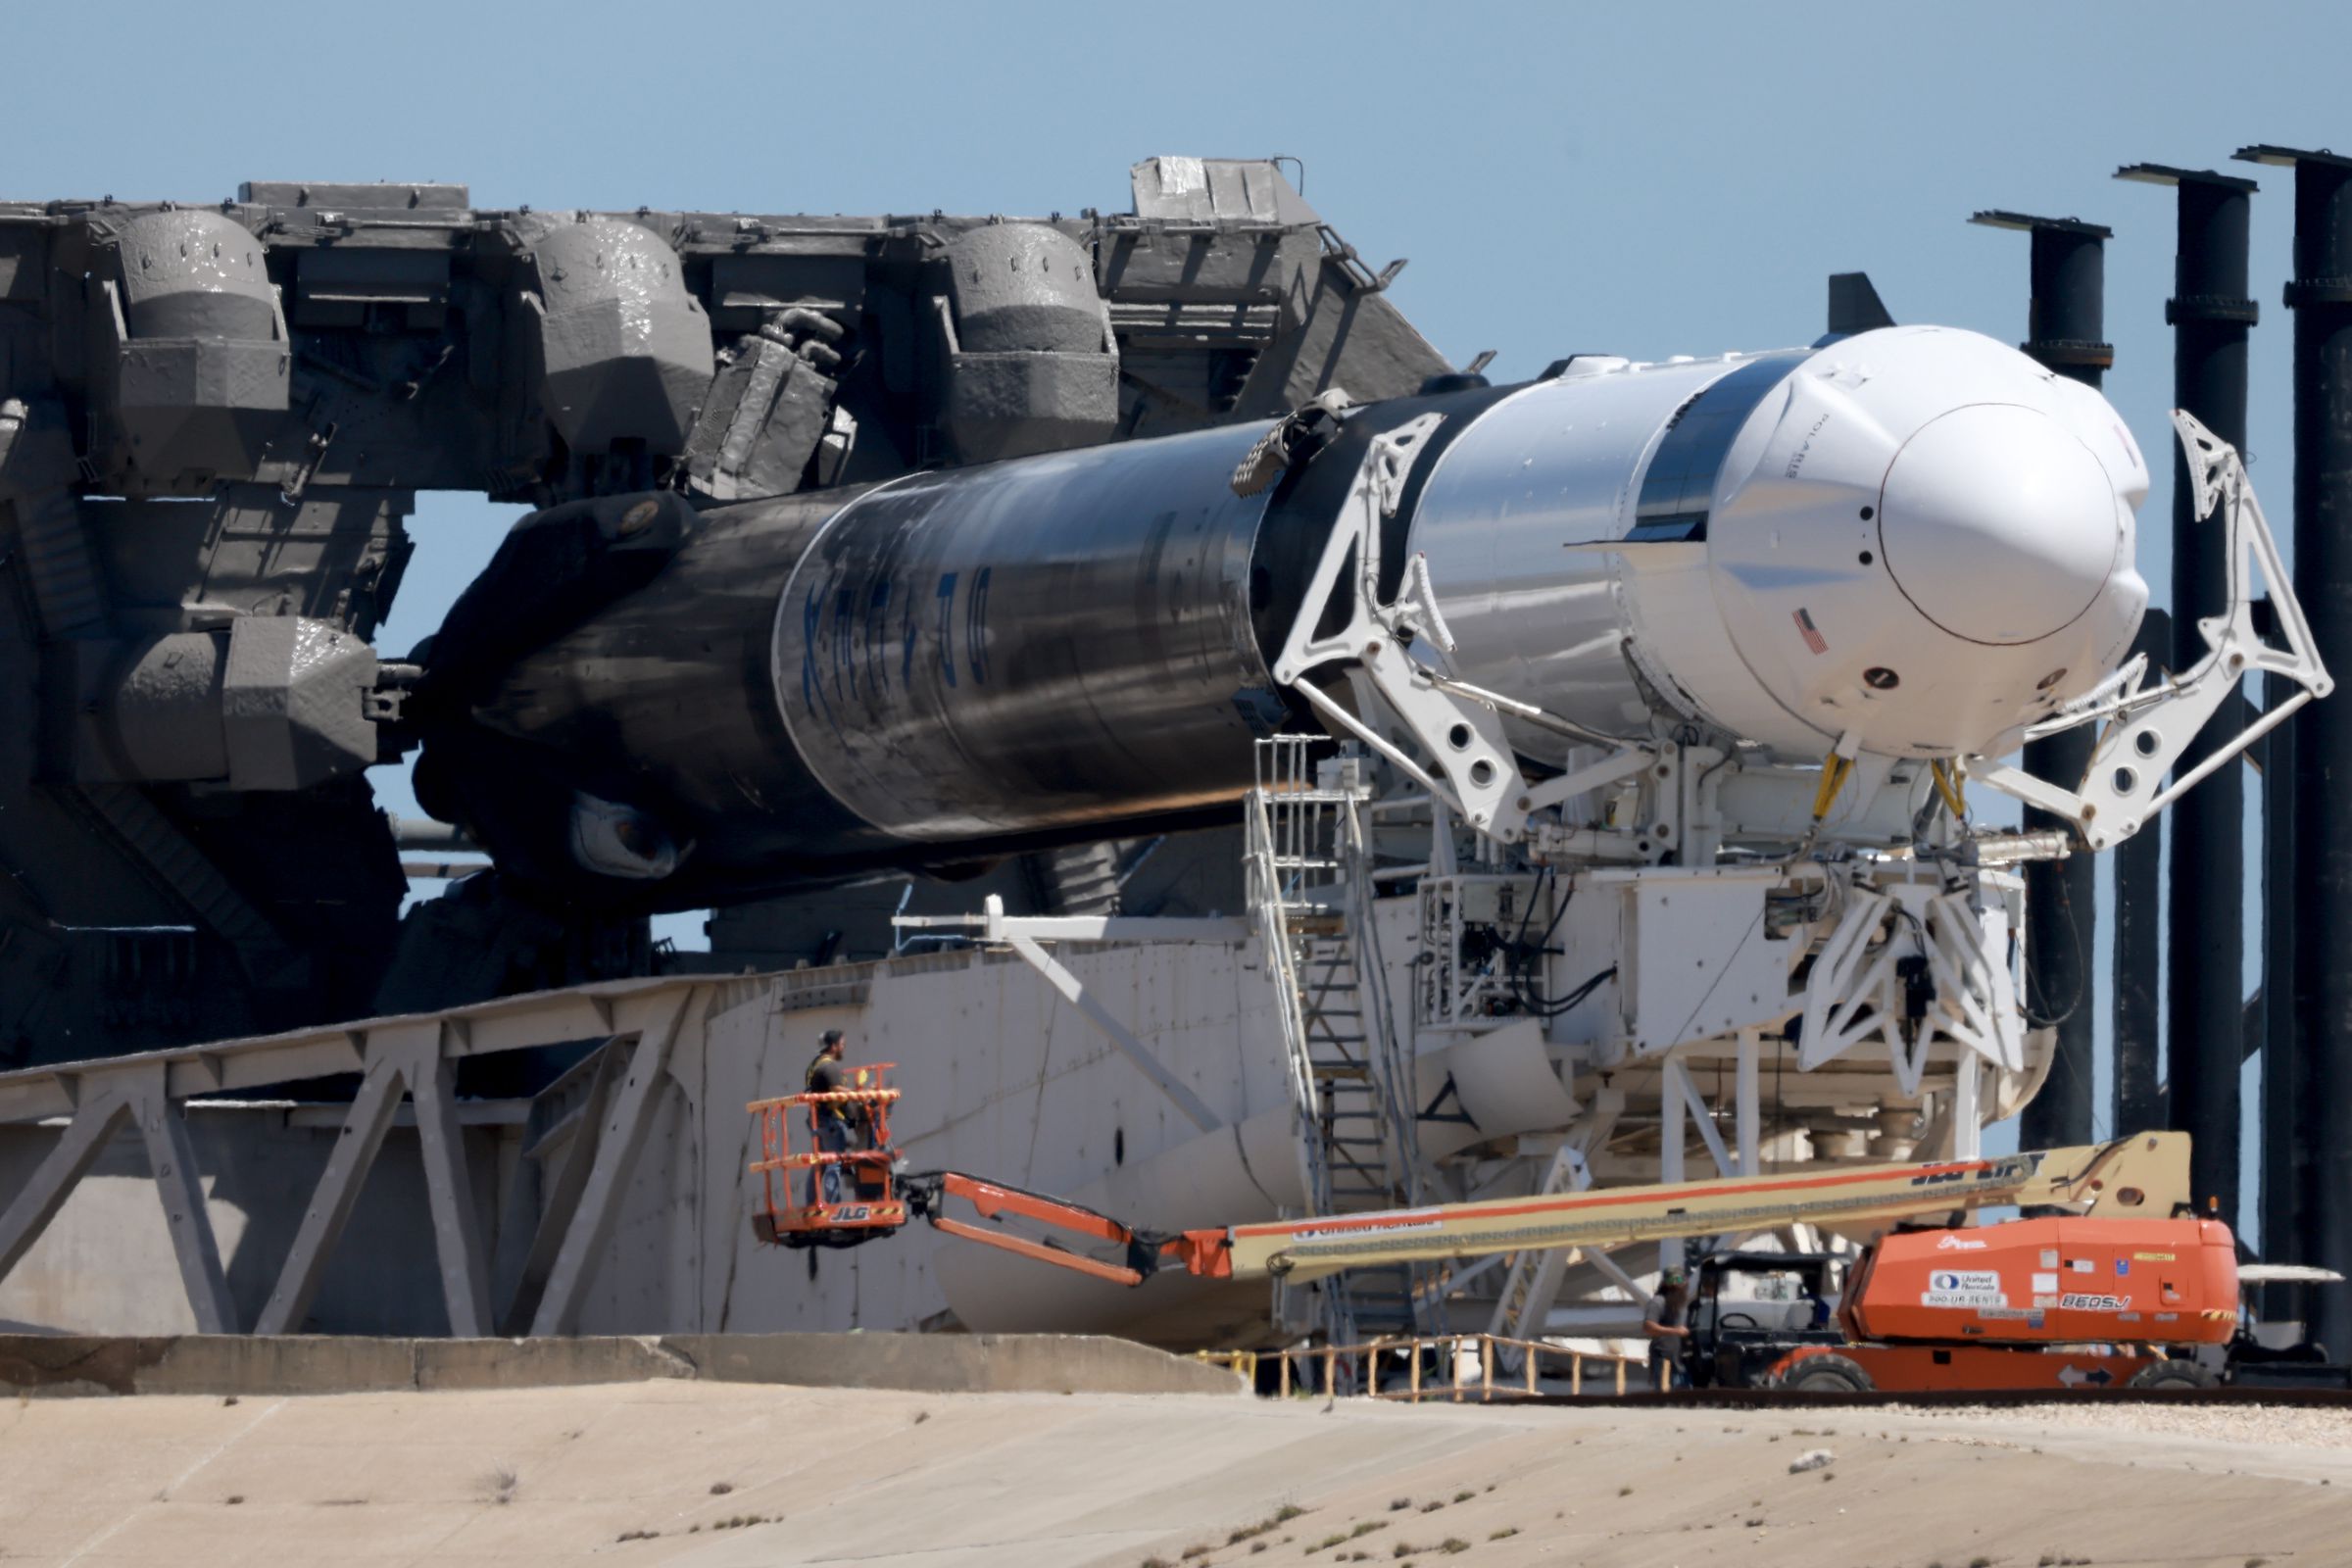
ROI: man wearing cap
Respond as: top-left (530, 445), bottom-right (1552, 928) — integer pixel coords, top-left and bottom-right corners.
top-left (1643, 1269), bottom-right (1693, 1391)
top-left (804, 1029), bottom-right (857, 1205)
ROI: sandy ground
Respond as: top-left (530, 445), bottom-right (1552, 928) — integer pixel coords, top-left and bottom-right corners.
top-left (0, 1383), bottom-right (2344, 1567)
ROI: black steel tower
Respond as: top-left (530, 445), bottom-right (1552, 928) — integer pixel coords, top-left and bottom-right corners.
top-left (2238, 145), bottom-right (2352, 1354)
top-left (2117, 162), bottom-right (2260, 1227)
top-left (1971, 210), bottom-right (2111, 1151)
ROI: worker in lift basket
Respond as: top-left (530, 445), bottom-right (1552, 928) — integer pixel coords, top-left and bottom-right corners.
top-left (1643, 1271), bottom-right (1693, 1392)
top-left (803, 1029), bottom-right (859, 1206)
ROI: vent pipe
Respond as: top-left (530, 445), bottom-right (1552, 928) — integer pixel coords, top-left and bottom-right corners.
top-left (2237, 145), bottom-right (2352, 1352)
top-left (1970, 209), bottom-right (2111, 1150)
top-left (2117, 162), bottom-right (2261, 1229)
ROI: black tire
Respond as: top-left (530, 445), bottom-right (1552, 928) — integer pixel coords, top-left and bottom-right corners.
top-left (2128, 1357), bottom-right (2219, 1391)
top-left (1779, 1352), bottom-right (1876, 1393)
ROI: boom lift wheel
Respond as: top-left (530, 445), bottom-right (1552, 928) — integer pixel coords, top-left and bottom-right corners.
top-left (1777, 1352), bottom-right (1877, 1393)
top-left (2127, 1357), bottom-right (2220, 1391)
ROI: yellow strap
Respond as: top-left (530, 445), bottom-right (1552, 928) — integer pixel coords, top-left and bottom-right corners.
top-left (1931, 759), bottom-right (1968, 820)
top-left (1810, 753), bottom-right (1852, 820)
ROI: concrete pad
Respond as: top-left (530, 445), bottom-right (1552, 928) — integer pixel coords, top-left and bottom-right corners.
top-left (0, 1384), bottom-right (2345, 1566)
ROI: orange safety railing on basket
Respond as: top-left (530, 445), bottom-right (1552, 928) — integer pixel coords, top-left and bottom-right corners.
top-left (747, 1062), bottom-right (907, 1248)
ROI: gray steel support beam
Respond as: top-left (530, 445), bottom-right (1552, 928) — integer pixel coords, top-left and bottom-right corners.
top-left (259, 1023), bottom-right (501, 1337)
top-left (254, 1042), bottom-right (412, 1335)
top-left (0, 1091), bottom-right (132, 1289)
top-left (530, 995), bottom-right (691, 1336)
top-left (126, 1067), bottom-right (237, 1334)
top-left (500, 1040), bottom-right (623, 1335)
top-left (407, 1027), bottom-right (493, 1339)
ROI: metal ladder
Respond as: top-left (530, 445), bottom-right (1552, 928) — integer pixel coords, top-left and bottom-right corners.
top-left (1245, 736), bottom-right (1427, 1348)
top-left (1484, 1141), bottom-right (1592, 1372)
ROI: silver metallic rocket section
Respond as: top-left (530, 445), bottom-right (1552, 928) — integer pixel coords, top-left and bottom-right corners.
top-left (1404, 354), bottom-right (1775, 753)
top-left (1400, 330), bottom-right (2147, 766)
top-left (772, 421), bottom-right (1281, 838)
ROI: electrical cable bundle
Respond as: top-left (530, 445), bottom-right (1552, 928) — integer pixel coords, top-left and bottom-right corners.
top-left (1503, 865), bottom-right (1615, 1018)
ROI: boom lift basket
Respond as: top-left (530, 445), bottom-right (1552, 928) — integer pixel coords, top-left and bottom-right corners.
top-left (748, 1063), bottom-right (906, 1249)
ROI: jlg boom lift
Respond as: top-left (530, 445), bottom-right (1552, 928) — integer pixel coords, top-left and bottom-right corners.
top-left (749, 1074), bottom-right (2236, 1394)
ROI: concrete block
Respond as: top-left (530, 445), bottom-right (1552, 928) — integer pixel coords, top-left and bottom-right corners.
top-left (0, 1330), bottom-right (1245, 1398)
top-left (0, 1335), bottom-right (180, 1396)
top-left (661, 1332), bottom-right (1247, 1396)
top-left (147, 1335), bottom-right (418, 1396)
top-left (0, 1335), bottom-right (419, 1396)
top-left (416, 1336), bottom-right (692, 1392)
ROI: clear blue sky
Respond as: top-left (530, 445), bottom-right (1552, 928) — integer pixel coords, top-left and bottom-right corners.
top-left (16, 1), bottom-right (2345, 1184)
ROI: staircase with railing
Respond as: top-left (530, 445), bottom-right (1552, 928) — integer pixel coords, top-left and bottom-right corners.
top-left (1245, 736), bottom-right (1428, 1348)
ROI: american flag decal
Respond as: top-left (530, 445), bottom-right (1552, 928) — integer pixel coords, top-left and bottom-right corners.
top-left (1793, 607), bottom-right (1829, 656)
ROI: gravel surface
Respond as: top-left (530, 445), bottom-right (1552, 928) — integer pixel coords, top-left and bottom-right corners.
top-left (1886, 1399), bottom-right (2352, 1448)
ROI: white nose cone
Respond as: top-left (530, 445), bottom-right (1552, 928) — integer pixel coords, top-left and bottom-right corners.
top-left (1878, 404), bottom-right (2122, 646)
top-left (1620, 326), bottom-right (2149, 761)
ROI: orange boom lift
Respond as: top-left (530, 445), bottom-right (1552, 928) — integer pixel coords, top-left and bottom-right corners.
top-left (750, 1074), bottom-right (2235, 1394)
top-left (747, 1062), bottom-right (906, 1248)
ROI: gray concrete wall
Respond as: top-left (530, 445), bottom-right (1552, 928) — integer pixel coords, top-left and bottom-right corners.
top-left (0, 1105), bottom-right (510, 1336)
top-left (0, 1333), bottom-right (1244, 1398)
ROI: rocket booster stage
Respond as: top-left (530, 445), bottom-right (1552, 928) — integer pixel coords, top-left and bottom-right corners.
top-left (412, 325), bottom-right (2148, 909)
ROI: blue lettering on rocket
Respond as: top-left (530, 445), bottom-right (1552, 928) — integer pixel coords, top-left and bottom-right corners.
top-left (902, 593), bottom-right (918, 690)
top-left (801, 584), bottom-right (843, 743)
top-left (935, 573), bottom-right (958, 689)
top-left (966, 565), bottom-right (992, 685)
top-left (865, 579), bottom-right (892, 693)
top-left (833, 586), bottom-right (858, 703)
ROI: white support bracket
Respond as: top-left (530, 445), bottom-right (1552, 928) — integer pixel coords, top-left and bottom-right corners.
top-left (1795, 881), bottom-right (2024, 1098)
top-left (1735, 1029), bottom-right (1761, 1179)
top-left (1271, 414), bottom-right (1527, 836)
top-left (1976, 411), bottom-right (2331, 849)
top-left (1664, 1056), bottom-right (1734, 1181)
top-left (1583, 1244), bottom-right (1651, 1302)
